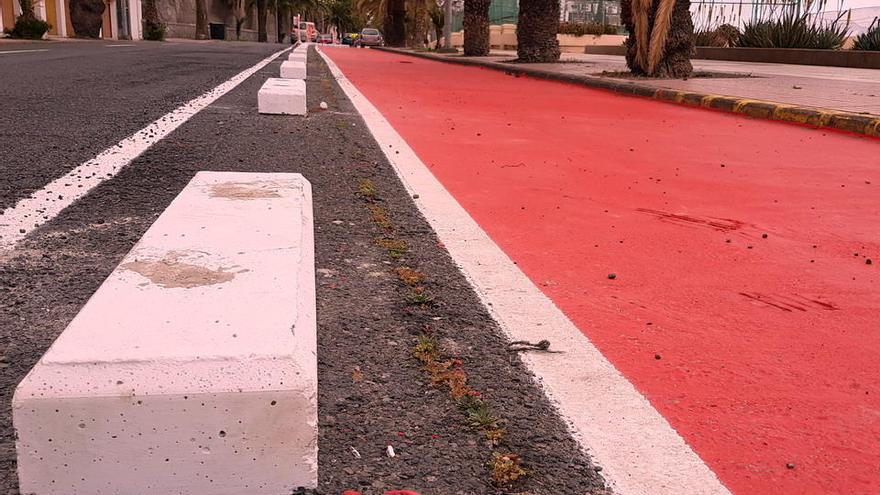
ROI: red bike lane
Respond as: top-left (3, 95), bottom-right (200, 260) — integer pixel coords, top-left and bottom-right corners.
top-left (323, 47), bottom-right (879, 494)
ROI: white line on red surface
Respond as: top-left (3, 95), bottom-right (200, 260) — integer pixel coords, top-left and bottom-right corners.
top-left (317, 45), bottom-right (732, 495)
top-left (0, 46), bottom-right (291, 250)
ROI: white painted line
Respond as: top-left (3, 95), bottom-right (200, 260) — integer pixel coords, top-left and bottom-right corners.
top-left (105, 44), bottom-right (135, 47)
top-left (14, 171), bottom-right (318, 493)
top-left (0, 46), bottom-right (291, 250)
top-left (317, 46), bottom-right (733, 495)
top-left (0, 49), bottom-right (50, 55)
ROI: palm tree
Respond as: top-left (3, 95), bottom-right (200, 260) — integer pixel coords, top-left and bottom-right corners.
top-left (622, 0), bottom-right (694, 77)
top-left (142, 0), bottom-right (164, 39)
top-left (195, 0), bottom-right (209, 39)
top-left (463, 0), bottom-right (490, 55)
top-left (516, 0), bottom-right (560, 61)
top-left (228, 0), bottom-right (250, 40)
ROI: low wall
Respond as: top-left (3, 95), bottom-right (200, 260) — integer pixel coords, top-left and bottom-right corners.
top-left (584, 44), bottom-right (880, 69)
top-left (451, 29), bottom-right (626, 53)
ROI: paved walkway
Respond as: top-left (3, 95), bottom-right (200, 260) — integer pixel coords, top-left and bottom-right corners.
top-left (324, 46), bottom-right (879, 495)
top-left (447, 50), bottom-right (880, 116)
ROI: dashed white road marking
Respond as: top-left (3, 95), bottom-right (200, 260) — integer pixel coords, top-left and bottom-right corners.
top-left (318, 45), bottom-right (732, 495)
top-left (105, 44), bottom-right (135, 47)
top-left (0, 46), bottom-right (290, 249)
top-left (0, 49), bottom-right (50, 55)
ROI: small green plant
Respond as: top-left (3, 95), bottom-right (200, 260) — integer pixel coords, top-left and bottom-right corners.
top-left (462, 397), bottom-right (498, 429)
top-left (143, 20), bottom-right (167, 41)
top-left (10, 16), bottom-right (50, 39)
top-left (413, 334), bottom-right (441, 362)
top-left (376, 237), bottom-right (407, 259)
top-left (396, 267), bottom-right (425, 286)
top-left (488, 452), bottom-right (528, 486)
top-left (367, 204), bottom-right (392, 230)
top-left (358, 178), bottom-right (377, 199)
top-left (406, 286), bottom-right (435, 306)
top-left (853, 17), bottom-right (880, 51)
top-left (695, 24), bottom-right (740, 46)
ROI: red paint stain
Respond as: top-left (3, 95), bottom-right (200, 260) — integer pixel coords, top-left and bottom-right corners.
top-left (324, 47), bottom-right (880, 495)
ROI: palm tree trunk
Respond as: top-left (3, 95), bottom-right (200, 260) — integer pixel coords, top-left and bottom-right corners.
top-left (621, 0), bottom-right (693, 77)
top-left (256, 0), bottom-right (268, 42)
top-left (194, 0), bottom-right (209, 39)
top-left (516, 0), bottom-right (560, 62)
top-left (384, 0), bottom-right (405, 46)
top-left (463, 0), bottom-right (490, 56)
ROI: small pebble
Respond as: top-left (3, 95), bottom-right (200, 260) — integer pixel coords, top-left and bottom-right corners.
top-left (412, 194), bottom-right (419, 199)
top-left (607, 273), bottom-right (617, 280)
top-left (867, 259), bottom-right (873, 265)
top-left (786, 463), bottom-right (795, 469)
top-left (319, 101), bottom-right (328, 110)
top-left (654, 354), bottom-right (662, 360)
top-left (762, 233), bottom-right (768, 239)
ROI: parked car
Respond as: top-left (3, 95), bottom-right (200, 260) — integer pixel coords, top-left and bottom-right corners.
top-left (293, 21), bottom-right (318, 42)
top-left (341, 32), bottom-right (359, 45)
top-left (318, 33), bottom-right (334, 44)
top-left (355, 28), bottom-right (384, 47)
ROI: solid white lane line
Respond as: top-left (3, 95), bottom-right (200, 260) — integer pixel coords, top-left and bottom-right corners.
top-left (0, 46), bottom-right (290, 249)
top-left (318, 46), bottom-right (732, 495)
top-left (0, 49), bottom-right (50, 55)
top-left (105, 44), bottom-right (135, 47)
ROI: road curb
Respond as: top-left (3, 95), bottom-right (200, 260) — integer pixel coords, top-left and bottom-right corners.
top-left (375, 47), bottom-right (880, 139)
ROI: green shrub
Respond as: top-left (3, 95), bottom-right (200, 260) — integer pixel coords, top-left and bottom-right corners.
top-left (852, 17), bottom-right (880, 51)
top-left (558, 21), bottom-right (618, 37)
top-left (9, 15), bottom-right (50, 39)
top-left (143, 20), bottom-right (166, 41)
top-left (737, 6), bottom-right (849, 49)
top-left (694, 24), bottom-right (740, 47)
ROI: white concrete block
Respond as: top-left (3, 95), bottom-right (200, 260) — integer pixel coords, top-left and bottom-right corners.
top-left (258, 77), bottom-right (307, 115)
top-left (289, 51), bottom-right (307, 62)
top-left (13, 171), bottom-right (317, 495)
top-left (280, 59), bottom-right (307, 80)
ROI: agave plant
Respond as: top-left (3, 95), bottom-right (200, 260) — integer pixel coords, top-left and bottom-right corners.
top-left (737, 0), bottom-right (850, 49)
top-left (852, 17), bottom-right (880, 51)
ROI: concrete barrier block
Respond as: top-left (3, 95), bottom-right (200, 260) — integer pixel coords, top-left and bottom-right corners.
top-left (281, 59), bottom-right (307, 79)
top-left (13, 171), bottom-right (317, 494)
top-left (258, 77), bottom-right (307, 115)
top-left (289, 51), bottom-right (307, 62)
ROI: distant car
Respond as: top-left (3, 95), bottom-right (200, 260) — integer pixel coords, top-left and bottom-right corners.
top-left (341, 32), bottom-right (359, 45)
top-left (293, 21), bottom-right (318, 42)
top-left (318, 33), bottom-right (334, 44)
top-left (355, 28), bottom-right (384, 47)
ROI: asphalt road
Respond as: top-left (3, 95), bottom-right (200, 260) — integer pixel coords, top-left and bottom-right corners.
top-left (0, 40), bottom-right (282, 211)
top-left (0, 42), bottom-right (603, 494)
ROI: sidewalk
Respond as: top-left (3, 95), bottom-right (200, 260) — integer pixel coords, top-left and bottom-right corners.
top-left (484, 50), bottom-right (880, 116)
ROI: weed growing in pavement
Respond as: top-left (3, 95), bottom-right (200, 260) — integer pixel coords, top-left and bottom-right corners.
top-left (367, 204), bottom-right (393, 230)
top-left (489, 452), bottom-right (529, 485)
top-left (358, 179), bottom-right (377, 199)
top-left (376, 237), bottom-right (408, 259)
top-left (406, 286), bottom-right (436, 306)
top-left (396, 267), bottom-right (426, 286)
top-left (355, 175), bottom-right (527, 488)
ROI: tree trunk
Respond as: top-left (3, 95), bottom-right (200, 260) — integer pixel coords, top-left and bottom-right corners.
top-left (407, 0), bottom-right (428, 48)
top-left (256, 0), bottom-right (267, 42)
top-left (622, 0), bottom-right (693, 77)
top-left (516, 0), bottom-right (560, 62)
top-left (18, 0), bottom-right (36, 19)
top-left (463, 0), bottom-right (490, 56)
top-left (194, 0), bottom-right (208, 39)
top-left (69, 0), bottom-right (105, 38)
top-left (276, 4), bottom-right (284, 43)
top-left (384, 0), bottom-right (406, 46)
